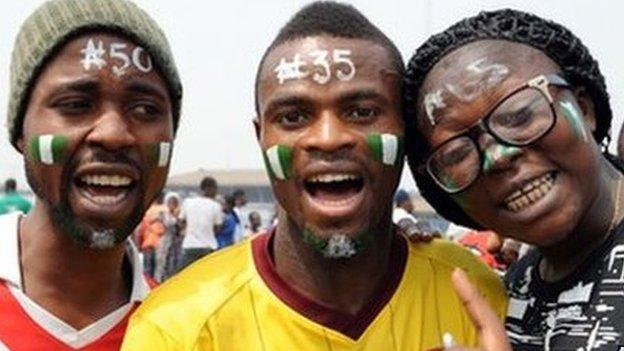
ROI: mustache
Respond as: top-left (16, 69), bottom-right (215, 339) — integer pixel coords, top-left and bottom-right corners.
top-left (81, 149), bottom-right (143, 171)
top-left (307, 148), bottom-right (355, 163)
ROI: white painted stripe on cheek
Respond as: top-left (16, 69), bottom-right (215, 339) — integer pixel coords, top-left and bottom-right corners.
top-left (381, 134), bottom-right (398, 166)
top-left (39, 134), bottom-right (54, 165)
top-left (158, 142), bottom-right (171, 167)
top-left (267, 146), bottom-right (285, 180)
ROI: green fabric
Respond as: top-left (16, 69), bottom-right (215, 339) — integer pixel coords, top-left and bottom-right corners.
top-left (0, 193), bottom-right (32, 214)
top-left (7, 0), bottom-right (183, 150)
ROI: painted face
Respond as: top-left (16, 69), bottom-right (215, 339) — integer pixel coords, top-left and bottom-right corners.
top-left (19, 32), bottom-right (174, 249)
top-left (257, 36), bottom-right (404, 257)
top-left (414, 40), bottom-right (600, 248)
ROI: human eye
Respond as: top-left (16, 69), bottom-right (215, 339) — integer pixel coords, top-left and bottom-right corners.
top-left (52, 96), bottom-right (95, 115)
top-left (439, 142), bottom-right (473, 167)
top-left (276, 109), bottom-right (309, 128)
top-left (344, 106), bottom-right (379, 122)
top-left (128, 101), bottom-right (165, 122)
top-left (496, 107), bottom-right (534, 128)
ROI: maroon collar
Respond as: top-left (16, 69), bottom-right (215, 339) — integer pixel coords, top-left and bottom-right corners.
top-left (251, 229), bottom-right (407, 340)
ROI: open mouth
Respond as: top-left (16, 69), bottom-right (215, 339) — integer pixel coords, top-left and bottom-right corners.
top-left (503, 172), bottom-right (557, 212)
top-left (304, 173), bottom-right (365, 207)
top-left (74, 173), bottom-right (137, 206)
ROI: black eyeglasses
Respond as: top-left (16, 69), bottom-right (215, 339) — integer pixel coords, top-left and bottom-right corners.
top-left (425, 73), bottom-right (570, 194)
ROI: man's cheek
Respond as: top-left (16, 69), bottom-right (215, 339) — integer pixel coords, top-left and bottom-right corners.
top-left (29, 134), bottom-right (70, 166)
top-left (365, 133), bottom-right (404, 167)
top-left (25, 134), bottom-right (74, 204)
top-left (140, 141), bottom-right (173, 207)
top-left (263, 144), bottom-right (294, 181)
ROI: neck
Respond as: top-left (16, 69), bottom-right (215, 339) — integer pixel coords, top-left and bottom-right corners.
top-left (19, 200), bottom-right (130, 329)
top-left (272, 210), bottom-right (396, 315)
top-left (540, 158), bottom-right (623, 281)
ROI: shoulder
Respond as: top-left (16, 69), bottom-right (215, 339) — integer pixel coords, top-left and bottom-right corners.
top-left (409, 238), bottom-right (493, 273)
top-left (504, 248), bottom-right (539, 289)
top-left (408, 238), bottom-right (508, 311)
top-left (131, 239), bottom-right (253, 331)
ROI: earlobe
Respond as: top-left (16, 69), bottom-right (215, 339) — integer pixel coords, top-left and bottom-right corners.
top-left (575, 88), bottom-right (597, 133)
top-left (16, 137), bottom-right (25, 154)
top-left (253, 117), bottom-right (261, 142)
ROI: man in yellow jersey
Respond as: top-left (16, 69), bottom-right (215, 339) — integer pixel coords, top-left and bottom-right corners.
top-left (122, 2), bottom-right (508, 350)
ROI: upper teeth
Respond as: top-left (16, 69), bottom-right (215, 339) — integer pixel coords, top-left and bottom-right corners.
top-left (504, 173), bottom-right (555, 212)
top-left (81, 175), bottom-right (132, 187)
top-left (308, 174), bottom-right (359, 183)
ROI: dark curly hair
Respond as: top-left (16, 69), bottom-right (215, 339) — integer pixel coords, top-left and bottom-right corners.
top-left (403, 8), bottom-right (613, 229)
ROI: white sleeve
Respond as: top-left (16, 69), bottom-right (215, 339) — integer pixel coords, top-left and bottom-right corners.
top-left (179, 201), bottom-right (187, 220)
top-left (214, 203), bottom-right (224, 225)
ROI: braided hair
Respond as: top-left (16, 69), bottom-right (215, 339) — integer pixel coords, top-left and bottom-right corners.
top-left (403, 8), bottom-right (612, 229)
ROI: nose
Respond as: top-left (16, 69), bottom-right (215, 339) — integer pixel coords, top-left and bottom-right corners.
top-left (479, 134), bottom-right (522, 173)
top-left (300, 111), bottom-right (357, 153)
top-left (85, 107), bottom-right (136, 150)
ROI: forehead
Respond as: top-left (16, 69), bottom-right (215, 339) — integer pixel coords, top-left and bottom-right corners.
top-left (417, 40), bottom-right (560, 134)
top-left (422, 40), bottom-right (560, 97)
top-left (257, 36), bottom-right (398, 113)
top-left (32, 31), bottom-right (166, 92)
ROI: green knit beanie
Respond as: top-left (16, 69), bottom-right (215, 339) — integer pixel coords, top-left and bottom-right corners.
top-left (7, 0), bottom-right (183, 150)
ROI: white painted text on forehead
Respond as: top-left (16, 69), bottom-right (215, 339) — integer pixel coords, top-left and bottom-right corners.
top-left (80, 37), bottom-right (154, 77)
top-left (275, 49), bottom-right (356, 85)
top-left (423, 58), bottom-right (509, 126)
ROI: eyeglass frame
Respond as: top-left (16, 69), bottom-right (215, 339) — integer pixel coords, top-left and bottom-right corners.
top-left (424, 73), bottom-right (571, 194)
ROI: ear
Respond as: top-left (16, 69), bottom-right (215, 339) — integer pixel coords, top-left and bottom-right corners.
top-left (253, 116), bottom-right (261, 142)
top-left (16, 136), bottom-right (25, 154)
top-left (574, 87), bottom-right (597, 133)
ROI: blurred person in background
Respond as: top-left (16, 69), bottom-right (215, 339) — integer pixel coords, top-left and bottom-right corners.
top-left (154, 192), bottom-right (182, 282)
top-left (0, 178), bottom-right (32, 215)
top-left (216, 194), bottom-right (240, 249)
top-left (245, 211), bottom-right (263, 238)
top-left (138, 192), bottom-right (166, 278)
top-left (179, 176), bottom-right (223, 268)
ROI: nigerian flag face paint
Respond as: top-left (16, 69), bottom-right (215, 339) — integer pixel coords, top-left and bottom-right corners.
top-left (264, 145), bottom-right (293, 180)
top-left (149, 142), bottom-right (172, 167)
top-left (559, 100), bottom-right (589, 142)
top-left (366, 133), bottom-right (404, 166)
top-left (29, 134), bottom-right (69, 165)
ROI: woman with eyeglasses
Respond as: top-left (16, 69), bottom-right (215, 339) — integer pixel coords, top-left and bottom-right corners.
top-left (404, 9), bottom-right (624, 351)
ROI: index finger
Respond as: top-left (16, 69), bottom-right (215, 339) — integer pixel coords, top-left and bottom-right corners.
top-left (451, 268), bottom-right (511, 351)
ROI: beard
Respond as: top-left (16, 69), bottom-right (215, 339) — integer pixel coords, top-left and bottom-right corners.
top-left (301, 226), bottom-right (376, 259)
top-left (24, 151), bottom-right (147, 249)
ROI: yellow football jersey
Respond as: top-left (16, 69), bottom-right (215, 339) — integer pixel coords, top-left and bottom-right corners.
top-left (122, 233), bottom-right (507, 351)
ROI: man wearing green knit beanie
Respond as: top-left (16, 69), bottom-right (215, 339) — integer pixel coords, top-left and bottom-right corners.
top-left (0, 0), bottom-right (182, 349)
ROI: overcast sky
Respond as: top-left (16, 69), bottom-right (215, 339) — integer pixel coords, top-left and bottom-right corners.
top-left (1, 0), bottom-right (623, 192)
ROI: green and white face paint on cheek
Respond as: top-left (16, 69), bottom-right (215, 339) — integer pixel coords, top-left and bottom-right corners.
top-left (559, 100), bottom-right (589, 142)
top-left (148, 141), bottom-right (172, 168)
top-left (29, 134), bottom-right (69, 165)
top-left (366, 133), bottom-right (404, 166)
top-left (483, 144), bottom-right (522, 172)
top-left (264, 145), bottom-right (293, 181)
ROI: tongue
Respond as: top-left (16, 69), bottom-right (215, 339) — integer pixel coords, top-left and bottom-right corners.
top-left (81, 184), bottom-right (129, 197)
top-left (311, 182), bottom-right (360, 202)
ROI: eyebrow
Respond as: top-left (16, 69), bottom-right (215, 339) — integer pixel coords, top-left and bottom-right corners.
top-left (124, 79), bottom-right (169, 101)
top-left (262, 95), bottom-right (310, 116)
top-left (51, 78), bottom-right (100, 95)
top-left (337, 89), bottom-right (386, 104)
